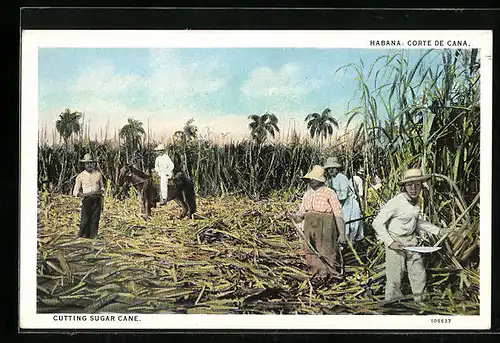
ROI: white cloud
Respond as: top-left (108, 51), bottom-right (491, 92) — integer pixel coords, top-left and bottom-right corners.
top-left (73, 59), bottom-right (142, 97)
top-left (38, 50), bottom-right (236, 144)
top-left (146, 49), bottom-right (230, 99)
top-left (67, 51), bottom-right (230, 112)
top-left (240, 63), bottom-right (323, 99)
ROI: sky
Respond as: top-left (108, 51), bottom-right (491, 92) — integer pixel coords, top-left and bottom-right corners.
top-left (38, 48), bottom-right (442, 142)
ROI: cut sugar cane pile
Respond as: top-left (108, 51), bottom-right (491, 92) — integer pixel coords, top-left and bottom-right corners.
top-left (37, 194), bottom-right (479, 315)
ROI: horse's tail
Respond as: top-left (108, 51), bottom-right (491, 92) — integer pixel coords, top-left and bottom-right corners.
top-left (183, 177), bottom-right (197, 214)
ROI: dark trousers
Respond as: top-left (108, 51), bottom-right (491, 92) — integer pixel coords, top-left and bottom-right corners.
top-left (303, 212), bottom-right (340, 274)
top-left (78, 195), bottom-right (103, 238)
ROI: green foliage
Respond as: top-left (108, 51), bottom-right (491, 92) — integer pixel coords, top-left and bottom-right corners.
top-left (38, 139), bottom-right (340, 200)
top-left (337, 49), bottom-right (480, 266)
top-left (305, 107), bottom-right (339, 144)
top-left (55, 108), bottom-right (83, 146)
top-left (119, 118), bottom-right (146, 155)
top-left (248, 112), bottom-right (280, 145)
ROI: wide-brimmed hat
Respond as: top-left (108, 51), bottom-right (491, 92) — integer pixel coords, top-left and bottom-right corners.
top-left (323, 157), bottom-right (342, 169)
top-left (80, 153), bottom-right (94, 163)
top-left (155, 143), bottom-right (166, 151)
top-left (398, 168), bottom-right (431, 186)
top-left (302, 165), bottom-right (326, 183)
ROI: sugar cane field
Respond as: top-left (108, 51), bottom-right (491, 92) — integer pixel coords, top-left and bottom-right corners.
top-left (36, 49), bottom-right (481, 315)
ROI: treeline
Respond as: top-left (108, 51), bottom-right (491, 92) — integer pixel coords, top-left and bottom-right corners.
top-left (38, 140), bottom-right (345, 199)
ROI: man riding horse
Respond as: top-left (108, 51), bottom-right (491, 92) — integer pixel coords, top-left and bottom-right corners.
top-left (116, 143), bottom-right (196, 219)
top-left (153, 143), bottom-right (175, 206)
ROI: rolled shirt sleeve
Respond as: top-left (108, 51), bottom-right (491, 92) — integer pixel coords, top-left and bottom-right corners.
top-left (372, 199), bottom-right (397, 246)
top-left (73, 174), bottom-right (82, 197)
top-left (417, 215), bottom-right (441, 235)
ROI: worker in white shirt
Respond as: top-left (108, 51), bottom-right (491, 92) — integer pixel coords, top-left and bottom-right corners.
top-left (352, 167), bottom-right (365, 209)
top-left (372, 168), bottom-right (450, 302)
top-left (73, 153), bottom-right (105, 238)
top-left (324, 157), bottom-right (364, 242)
top-left (153, 143), bottom-right (175, 205)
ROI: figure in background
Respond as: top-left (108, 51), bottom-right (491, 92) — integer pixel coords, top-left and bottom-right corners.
top-left (352, 166), bottom-right (365, 211)
top-left (324, 157), bottom-right (364, 243)
top-left (153, 143), bottom-right (175, 206)
top-left (366, 169), bottom-right (384, 216)
top-left (73, 153), bottom-right (104, 239)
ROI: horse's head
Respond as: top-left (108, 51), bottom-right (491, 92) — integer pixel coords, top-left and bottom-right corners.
top-left (117, 164), bottom-right (132, 186)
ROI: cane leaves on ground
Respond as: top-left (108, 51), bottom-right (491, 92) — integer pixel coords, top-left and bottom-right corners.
top-left (37, 194), bottom-right (479, 315)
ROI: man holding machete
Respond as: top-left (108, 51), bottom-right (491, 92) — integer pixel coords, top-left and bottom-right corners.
top-left (372, 168), bottom-right (451, 302)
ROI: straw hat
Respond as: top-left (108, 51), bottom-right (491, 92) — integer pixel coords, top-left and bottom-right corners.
top-left (79, 153), bottom-right (94, 163)
top-left (302, 165), bottom-right (326, 183)
top-left (323, 157), bottom-right (342, 169)
top-left (398, 168), bottom-right (431, 186)
top-left (155, 143), bottom-right (166, 151)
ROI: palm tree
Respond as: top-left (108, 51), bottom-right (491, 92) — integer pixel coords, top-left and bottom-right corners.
top-left (173, 118), bottom-right (198, 143)
top-left (55, 108), bottom-right (83, 146)
top-left (305, 108), bottom-right (339, 146)
top-left (248, 112), bottom-right (280, 145)
top-left (172, 119), bottom-right (198, 177)
top-left (183, 118), bottom-right (198, 141)
top-left (119, 118), bottom-right (145, 153)
top-left (174, 130), bottom-right (185, 141)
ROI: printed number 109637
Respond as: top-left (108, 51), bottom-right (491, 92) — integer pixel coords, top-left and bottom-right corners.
top-left (431, 318), bottom-right (452, 324)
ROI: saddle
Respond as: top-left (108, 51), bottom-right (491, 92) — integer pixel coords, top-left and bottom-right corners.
top-left (151, 172), bottom-right (178, 187)
top-left (148, 172), bottom-right (185, 200)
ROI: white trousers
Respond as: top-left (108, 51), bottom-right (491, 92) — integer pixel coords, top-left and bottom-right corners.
top-left (384, 235), bottom-right (426, 302)
top-left (160, 175), bottom-right (169, 201)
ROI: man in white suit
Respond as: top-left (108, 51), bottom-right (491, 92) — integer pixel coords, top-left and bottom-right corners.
top-left (153, 143), bottom-right (175, 205)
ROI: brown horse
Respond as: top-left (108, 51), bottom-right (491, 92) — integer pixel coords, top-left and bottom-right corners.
top-left (116, 164), bottom-right (196, 219)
